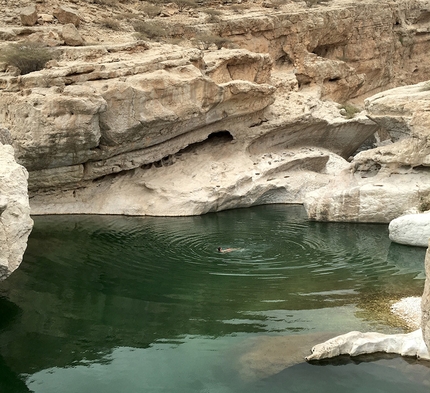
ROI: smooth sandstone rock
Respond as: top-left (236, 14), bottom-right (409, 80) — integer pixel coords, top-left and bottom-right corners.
top-left (389, 214), bottom-right (430, 247)
top-left (0, 144), bottom-right (33, 281)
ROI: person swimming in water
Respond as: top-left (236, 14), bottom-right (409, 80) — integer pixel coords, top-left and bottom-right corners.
top-left (217, 247), bottom-right (235, 253)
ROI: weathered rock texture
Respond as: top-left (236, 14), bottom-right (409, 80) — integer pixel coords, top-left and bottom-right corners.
top-left (200, 0), bottom-right (430, 101)
top-left (0, 143), bottom-right (33, 281)
top-left (53, 6), bottom-right (80, 27)
top-left (0, 39), bottom-right (377, 215)
top-left (305, 81), bottom-right (430, 223)
top-left (423, 242), bottom-right (430, 352)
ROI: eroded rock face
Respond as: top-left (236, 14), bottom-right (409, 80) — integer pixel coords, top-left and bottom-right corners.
top-left (423, 243), bottom-right (430, 352)
top-left (1, 1), bottom-right (430, 218)
top-left (0, 38), bottom-right (379, 215)
top-left (61, 23), bottom-right (83, 46)
top-left (0, 144), bottom-right (33, 281)
top-left (208, 0), bottom-right (430, 101)
top-left (53, 6), bottom-right (80, 27)
top-left (305, 81), bottom-right (430, 223)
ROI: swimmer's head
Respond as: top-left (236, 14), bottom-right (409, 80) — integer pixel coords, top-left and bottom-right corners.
top-left (217, 247), bottom-right (222, 252)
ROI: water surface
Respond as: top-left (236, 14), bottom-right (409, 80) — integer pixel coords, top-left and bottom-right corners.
top-left (0, 205), bottom-right (428, 392)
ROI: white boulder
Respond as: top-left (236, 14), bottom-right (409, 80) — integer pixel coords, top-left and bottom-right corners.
top-left (389, 213), bottom-right (430, 247)
top-left (306, 329), bottom-right (430, 361)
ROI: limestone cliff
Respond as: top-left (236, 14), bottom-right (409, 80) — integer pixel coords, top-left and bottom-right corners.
top-left (0, 142), bottom-right (33, 280)
top-left (2, 0), bottom-right (430, 216)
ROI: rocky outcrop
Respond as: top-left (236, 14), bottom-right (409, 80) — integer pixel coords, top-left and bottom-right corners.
top-left (200, 0), bottom-right (430, 101)
top-left (305, 81), bottom-right (430, 223)
top-left (0, 37), bottom-right (379, 216)
top-left (423, 243), bottom-right (430, 352)
top-left (0, 143), bottom-right (33, 281)
top-left (389, 213), bottom-right (430, 247)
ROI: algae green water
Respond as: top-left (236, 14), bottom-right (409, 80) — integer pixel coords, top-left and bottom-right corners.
top-left (0, 205), bottom-right (429, 392)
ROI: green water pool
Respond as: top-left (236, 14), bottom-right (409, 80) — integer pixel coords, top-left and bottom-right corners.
top-left (0, 205), bottom-right (428, 392)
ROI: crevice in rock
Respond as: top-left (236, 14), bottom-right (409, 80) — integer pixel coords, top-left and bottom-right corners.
top-left (311, 43), bottom-right (346, 60)
top-left (275, 53), bottom-right (293, 67)
top-left (354, 162), bottom-right (382, 178)
top-left (178, 130), bottom-right (234, 154)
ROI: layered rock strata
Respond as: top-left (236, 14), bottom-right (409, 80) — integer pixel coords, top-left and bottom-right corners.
top-left (305, 81), bottom-right (430, 223)
top-left (0, 39), bottom-right (379, 215)
top-left (211, 0), bottom-right (430, 101)
top-left (0, 142), bottom-right (33, 281)
top-left (0, 0), bottom-right (430, 217)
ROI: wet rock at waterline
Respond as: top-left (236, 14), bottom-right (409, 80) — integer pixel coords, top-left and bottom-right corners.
top-left (306, 245), bottom-right (430, 361)
top-left (0, 144), bottom-right (33, 281)
top-left (305, 329), bottom-right (430, 362)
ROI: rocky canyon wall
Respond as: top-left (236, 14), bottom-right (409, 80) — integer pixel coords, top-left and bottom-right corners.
top-left (1, 0), bottom-right (429, 217)
top-left (198, 0), bottom-right (430, 101)
top-left (0, 0), bottom-right (428, 221)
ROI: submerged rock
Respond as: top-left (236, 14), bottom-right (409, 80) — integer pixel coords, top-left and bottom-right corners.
top-left (306, 239), bottom-right (430, 362)
top-left (238, 332), bottom-right (336, 381)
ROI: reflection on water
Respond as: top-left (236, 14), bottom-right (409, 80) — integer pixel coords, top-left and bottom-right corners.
top-left (0, 205), bottom-right (428, 392)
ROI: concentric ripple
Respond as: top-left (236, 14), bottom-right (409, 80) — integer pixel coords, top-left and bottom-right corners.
top-left (23, 205), bottom-right (426, 301)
